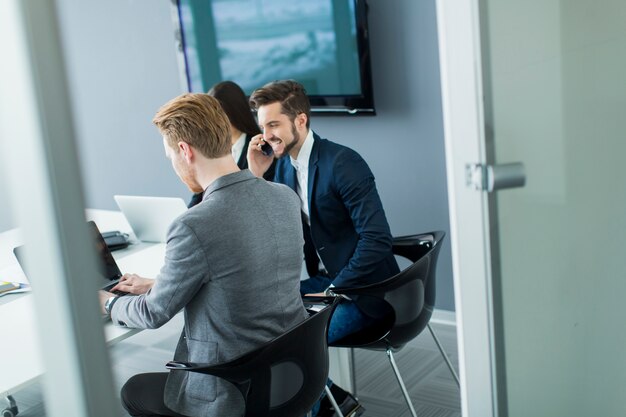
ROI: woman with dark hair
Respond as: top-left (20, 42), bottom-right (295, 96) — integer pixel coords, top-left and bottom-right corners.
top-left (188, 81), bottom-right (276, 207)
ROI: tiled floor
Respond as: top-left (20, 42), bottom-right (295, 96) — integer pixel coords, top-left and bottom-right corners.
top-left (5, 315), bottom-right (461, 417)
top-left (355, 322), bottom-right (461, 417)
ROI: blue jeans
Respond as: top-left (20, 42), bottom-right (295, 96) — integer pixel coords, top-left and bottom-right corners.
top-left (300, 275), bottom-right (370, 343)
top-left (301, 276), bottom-right (370, 415)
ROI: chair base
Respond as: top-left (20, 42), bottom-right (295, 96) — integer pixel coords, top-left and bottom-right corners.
top-left (323, 385), bottom-right (366, 417)
top-left (340, 324), bottom-right (460, 417)
top-left (427, 323), bottom-right (460, 387)
top-left (386, 349), bottom-right (418, 417)
top-left (325, 386), bottom-right (345, 417)
top-left (2, 396), bottom-right (18, 417)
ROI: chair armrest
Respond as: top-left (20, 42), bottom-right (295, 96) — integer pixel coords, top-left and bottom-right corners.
top-left (166, 361), bottom-right (221, 373)
top-left (166, 357), bottom-right (254, 375)
top-left (330, 280), bottom-right (395, 297)
top-left (166, 361), bottom-right (195, 370)
top-left (392, 234), bottom-right (434, 246)
top-left (302, 295), bottom-right (339, 314)
top-left (301, 295), bottom-right (336, 303)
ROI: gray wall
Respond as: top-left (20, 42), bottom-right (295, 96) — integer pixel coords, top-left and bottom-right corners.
top-left (314, 1), bottom-right (453, 310)
top-left (55, 0), bottom-right (189, 206)
top-left (26, 0), bottom-right (453, 310)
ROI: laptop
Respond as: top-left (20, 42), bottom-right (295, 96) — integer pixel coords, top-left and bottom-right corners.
top-left (114, 195), bottom-right (187, 243)
top-left (13, 221), bottom-right (127, 295)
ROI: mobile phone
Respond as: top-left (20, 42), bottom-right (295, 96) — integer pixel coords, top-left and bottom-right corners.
top-left (260, 141), bottom-right (273, 156)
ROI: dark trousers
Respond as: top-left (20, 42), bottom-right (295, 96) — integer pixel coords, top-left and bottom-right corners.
top-left (121, 373), bottom-right (188, 417)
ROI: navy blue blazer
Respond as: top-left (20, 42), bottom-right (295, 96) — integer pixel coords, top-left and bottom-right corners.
top-left (274, 133), bottom-right (399, 292)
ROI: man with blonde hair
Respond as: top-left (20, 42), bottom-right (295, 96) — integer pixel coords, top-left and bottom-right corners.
top-left (99, 93), bottom-right (307, 417)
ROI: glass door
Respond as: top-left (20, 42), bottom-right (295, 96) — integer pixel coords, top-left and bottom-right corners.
top-left (438, 0), bottom-right (626, 416)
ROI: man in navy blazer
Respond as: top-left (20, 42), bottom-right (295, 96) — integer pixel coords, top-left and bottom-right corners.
top-left (248, 80), bottom-right (399, 416)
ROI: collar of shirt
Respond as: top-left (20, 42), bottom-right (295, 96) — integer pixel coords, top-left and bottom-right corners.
top-left (231, 132), bottom-right (247, 164)
top-left (290, 129), bottom-right (314, 173)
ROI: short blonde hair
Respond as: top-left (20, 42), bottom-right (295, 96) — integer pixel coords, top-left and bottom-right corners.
top-left (152, 93), bottom-right (231, 158)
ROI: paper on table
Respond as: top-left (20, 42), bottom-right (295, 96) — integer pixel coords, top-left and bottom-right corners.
top-left (0, 281), bottom-right (31, 296)
top-left (0, 281), bottom-right (19, 293)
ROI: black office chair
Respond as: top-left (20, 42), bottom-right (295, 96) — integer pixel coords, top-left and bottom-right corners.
top-left (327, 231), bottom-right (459, 417)
top-left (166, 298), bottom-right (339, 417)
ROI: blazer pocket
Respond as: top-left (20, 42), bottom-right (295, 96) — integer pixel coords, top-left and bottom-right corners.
top-left (185, 339), bottom-right (218, 402)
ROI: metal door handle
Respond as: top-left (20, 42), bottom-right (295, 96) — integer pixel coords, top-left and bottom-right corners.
top-left (466, 162), bottom-right (526, 192)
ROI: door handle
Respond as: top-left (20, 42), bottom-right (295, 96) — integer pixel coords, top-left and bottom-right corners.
top-left (466, 162), bottom-right (526, 192)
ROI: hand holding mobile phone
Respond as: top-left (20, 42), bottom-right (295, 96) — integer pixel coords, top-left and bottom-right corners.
top-left (260, 140), bottom-right (273, 156)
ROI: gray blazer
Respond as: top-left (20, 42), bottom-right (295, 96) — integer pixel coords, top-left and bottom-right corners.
top-left (111, 170), bottom-right (308, 416)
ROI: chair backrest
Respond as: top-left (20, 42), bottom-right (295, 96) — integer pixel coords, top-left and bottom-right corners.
top-left (393, 231), bottom-right (444, 308)
top-left (386, 231), bottom-right (445, 347)
top-left (331, 231), bottom-right (445, 350)
top-left (166, 298), bottom-right (339, 417)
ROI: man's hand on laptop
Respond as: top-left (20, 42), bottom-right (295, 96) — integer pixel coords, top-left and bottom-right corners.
top-left (111, 273), bottom-right (154, 295)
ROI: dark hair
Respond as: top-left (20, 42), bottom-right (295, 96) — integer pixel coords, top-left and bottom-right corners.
top-left (208, 81), bottom-right (261, 137)
top-left (249, 80), bottom-right (311, 128)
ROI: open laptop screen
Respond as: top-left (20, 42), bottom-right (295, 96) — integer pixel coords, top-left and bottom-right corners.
top-left (114, 195), bottom-right (186, 243)
top-left (87, 221), bottom-right (123, 282)
top-left (13, 221), bottom-right (123, 289)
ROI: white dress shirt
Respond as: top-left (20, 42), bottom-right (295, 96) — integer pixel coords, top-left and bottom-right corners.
top-left (290, 130), bottom-right (327, 280)
top-left (231, 132), bottom-right (246, 164)
top-left (290, 129), bottom-right (314, 225)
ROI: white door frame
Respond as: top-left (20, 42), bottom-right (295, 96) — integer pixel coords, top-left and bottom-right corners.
top-left (436, 0), bottom-right (499, 416)
top-left (0, 1), bottom-right (118, 415)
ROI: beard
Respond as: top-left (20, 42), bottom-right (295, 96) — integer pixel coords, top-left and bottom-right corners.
top-left (184, 171), bottom-right (203, 193)
top-left (279, 123), bottom-right (301, 158)
top-left (175, 160), bottom-right (203, 193)
top-left (186, 179), bottom-right (204, 193)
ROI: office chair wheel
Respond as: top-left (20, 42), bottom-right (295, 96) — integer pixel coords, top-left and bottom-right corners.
top-left (1, 407), bottom-right (17, 417)
top-left (2, 395), bottom-right (18, 417)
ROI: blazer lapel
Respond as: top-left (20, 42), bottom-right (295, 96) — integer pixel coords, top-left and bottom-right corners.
top-left (283, 162), bottom-right (298, 193)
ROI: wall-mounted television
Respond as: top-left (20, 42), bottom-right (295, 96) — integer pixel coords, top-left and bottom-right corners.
top-left (172, 0), bottom-right (375, 115)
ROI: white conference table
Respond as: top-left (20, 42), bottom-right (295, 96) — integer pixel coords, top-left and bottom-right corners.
top-left (0, 209), bottom-right (166, 400)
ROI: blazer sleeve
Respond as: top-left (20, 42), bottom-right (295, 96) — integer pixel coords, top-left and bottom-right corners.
top-left (329, 149), bottom-right (394, 289)
top-left (111, 219), bottom-right (209, 329)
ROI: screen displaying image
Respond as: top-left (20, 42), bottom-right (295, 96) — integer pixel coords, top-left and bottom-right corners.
top-left (178, 0), bottom-right (363, 97)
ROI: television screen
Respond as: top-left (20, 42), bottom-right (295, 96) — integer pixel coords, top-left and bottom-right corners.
top-left (173, 0), bottom-right (375, 115)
